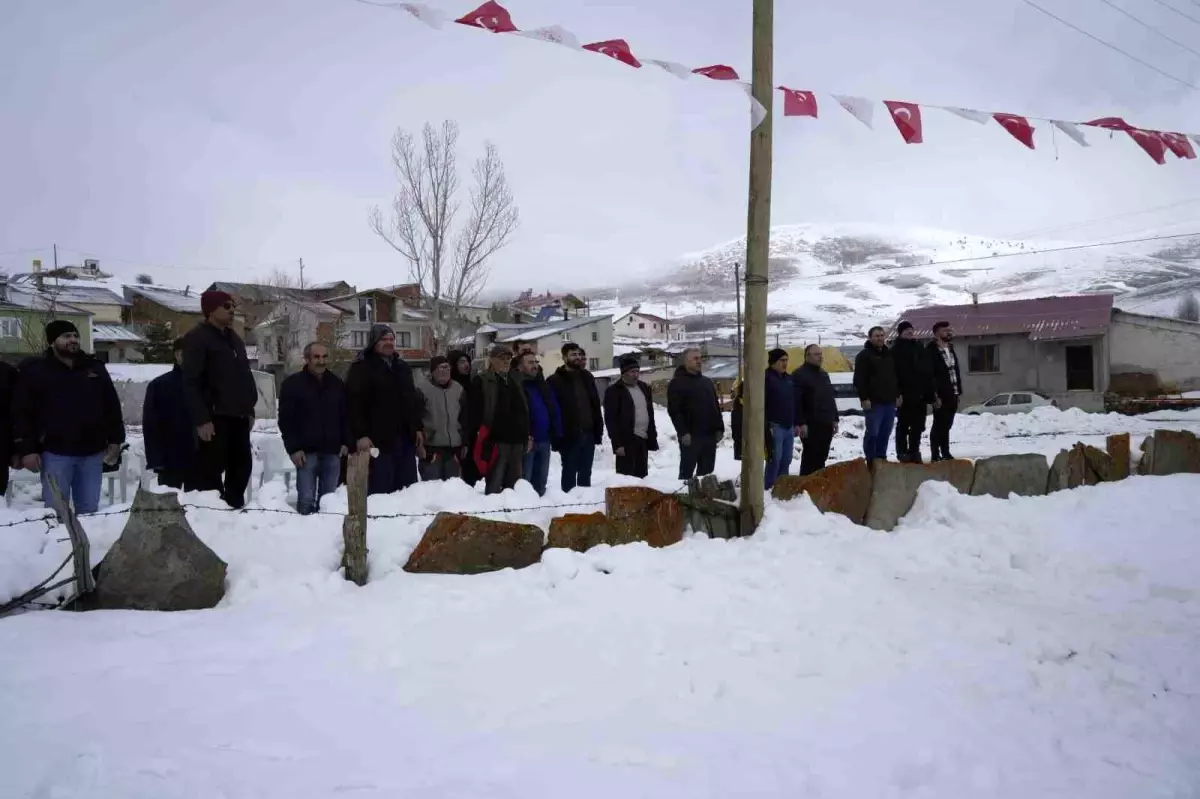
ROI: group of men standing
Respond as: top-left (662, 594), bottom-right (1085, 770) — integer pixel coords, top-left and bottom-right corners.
top-left (757, 344), bottom-right (842, 489)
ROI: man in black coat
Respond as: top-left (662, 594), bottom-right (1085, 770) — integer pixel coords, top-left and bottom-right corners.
top-left (0, 358), bottom-right (18, 498)
top-left (927, 321), bottom-right (963, 462)
top-left (891, 320), bottom-right (934, 463)
top-left (667, 347), bottom-right (724, 480)
top-left (280, 342), bottom-right (351, 514)
top-left (143, 338), bottom-right (197, 489)
top-left (853, 326), bottom-right (901, 463)
top-left (547, 343), bottom-right (604, 493)
top-left (603, 356), bottom-right (658, 478)
top-left (181, 290), bottom-right (258, 508)
top-left (346, 324), bottom-right (424, 496)
top-left (467, 345), bottom-right (530, 495)
top-left (792, 344), bottom-right (840, 475)
top-left (13, 320), bottom-right (125, 514)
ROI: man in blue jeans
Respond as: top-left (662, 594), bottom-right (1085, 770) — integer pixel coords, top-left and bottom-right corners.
top-left (547, 344), bottom-right (603, 493)
top-left (279, 342), bottom-right (351, 514)
top-left (763, 347), bottom-right (797, 490)
top-left (518, 350), bottom-right (561, 495)
top-left (853, 326), bottom-right (901, 463)
top-left (13, 320), bottom-right (124, 515)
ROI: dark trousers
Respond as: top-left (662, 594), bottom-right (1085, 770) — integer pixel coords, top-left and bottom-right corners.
top-left (188, 415), bottom-right (252, 509)
top-left (615, 436), bottom-right (650, 478)
top-left (930, 396), bottom-right (959, 460)
top-left (460, 436), bottom-right (480, 487)
top-left (485, 442), bottom-right (525, 495)
top-left (368, 439), bottom-right (418, 496)
top-left (560, 433), bottom-right (596, 493)
top-left (418, 447), bottom-right (461, 482)
top-left (679, 435), bottom-right (717, 480)
top-left (799, 422), bottom-right (835, 476)
top-left (157, 468), bottom-right (189, 490)
top-left (895, 399), bottom-right (928, 459)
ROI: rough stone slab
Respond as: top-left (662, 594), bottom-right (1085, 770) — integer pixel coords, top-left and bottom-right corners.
top-left (1047, 445), bottom-right (1094, 492)
top-left (405, 513), bottom-right (543, 574)
top-left (864, 459), bottom-right (975, 532)
top-left (1137, 435), bottom-right (1155, 476)
top-left (546, 513), bottom-right (616, 553)
top-left (92, 488), bottom-right (227, 611)
top-left (969, 454), bottom-right (1049, 498)
top-left (1082, 444), bottom-right (1117, 483)
top-left (1139, 429), bottom-right (1200, 476)
top-left (605, 487), bottom-right (686, 548)
top-left (1106, 433), bottom-right (1131, 480)
top-left (772, 458), bottom-right (873, 525)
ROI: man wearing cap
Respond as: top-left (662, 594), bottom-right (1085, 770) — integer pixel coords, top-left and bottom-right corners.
top-left (346, 324), bottom-right (424, 495)
top-left (143, 337), bottom-right (197, 490)
top-left (603, 356), bottom-right (658, 478)
top-left (181, 290), bottom-right (258, 508)
top-left (792, 344), bottom-right (840, 475)
top-left (892, 320), bottom-right (934, 463)
top-left (13, 320), bottom-right (124, 514)
top-left (764, 347), bottom-right (798, 490)
top-left (416, 354), bottom-right (467, 482)
top-left (547, 343), bottom-right (604, 493)
top-left (467, 345), bottom-right (529, 494)
top-left (517, 350), bottom-right (560, 496)
top-left (279, 342), bottom-right (352, 513)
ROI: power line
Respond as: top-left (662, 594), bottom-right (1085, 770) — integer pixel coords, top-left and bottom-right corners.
top-left (1017, 0), bottom-right (1200, 90)
top-left (1096, 0), bottom-right (1200, 58)
top-left (1004, 197), bottom-right (1200, 238)
top-left (1143, 0), bottom-right (1200, 26)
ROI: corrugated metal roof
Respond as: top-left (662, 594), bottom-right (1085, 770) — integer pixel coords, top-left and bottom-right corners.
top-left (125, 285), bottom-right (203, 313)
top-left (894, 294), bottom-right (1114, 341)
top-left (493, 315), bottom-right (612, 343)
top-left (35, 284), bottom-right (129, 306)
top-left (2, 287), bottom-right (91, 314)
top-left (92, 323), bottom-right (146, 343)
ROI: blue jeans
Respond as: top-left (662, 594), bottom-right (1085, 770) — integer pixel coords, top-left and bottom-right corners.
top-left (560, 433), bottom-right (596, 493)
top-left (41, 452), bottom-right (105, 515)
top-left (863, 403), bottom-right (898, 461)
top-left (522, 440), bottom-right (552, 496)
top-left (764, 423), bottom-right (795, 490)
top-left (295, 452), bottom-right (341, 515)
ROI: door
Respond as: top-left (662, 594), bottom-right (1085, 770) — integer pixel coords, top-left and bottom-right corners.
top-left (1009, 392), bottom-right (1034, 414)
top-left (983, 394), bottom-right (1010, 413)
top-left (1065, 345), bottom-right (1094, 391)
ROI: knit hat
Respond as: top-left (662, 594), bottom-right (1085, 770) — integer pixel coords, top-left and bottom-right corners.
top-left (429, 355), bottom-right (450, 371)
top-left (767, 347), bottom-right (788, 365)
top-left (367, 324), bottom-right (394, 351)
top-left (200, 290), bottom-right (234, 317)
top-left (619, 356), bottom-right (640, 374)
top-left (488, 344), bottom-right (513, 359)
top-left (45, 320), bottom-right (79, 344)
top-left (896, 320), bottom-right (914, 335)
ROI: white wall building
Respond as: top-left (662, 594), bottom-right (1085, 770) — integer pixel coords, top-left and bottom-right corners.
top-left (613, 309), bottom-right (685, 341)
top-left (475, 315), bottom-right (614, 373)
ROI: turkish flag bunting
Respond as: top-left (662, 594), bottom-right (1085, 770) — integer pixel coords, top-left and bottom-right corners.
top-left (582, 39), bottom-right (642, 68)
top-left (692, 65), bottom-right (740, 81)
top-left (885, 101), bottom-right (923, 144)
top-left (993, 113), bottom-right (1035, 149)
top-left (780, 87), bottom-right (819, 118)
top-left (1127, 129), bottom-right (1167, 165)
top-left (455, 1), bottom-right (518, 32)
top-left (1160, 132), bottom-right (1197, 159)
top-left (1085, 117), bottom-right (1133, 131)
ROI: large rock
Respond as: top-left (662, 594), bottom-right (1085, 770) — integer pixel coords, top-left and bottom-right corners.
top-left (864, 459), bottom-right (975, 531)
top-left (1137, 429), bottom-right (1200, 476)
top-left (1106, 433), bottom-right (1131, 480)
top-left (605, 486), bottom-right (686, 548)
top-left (546, 513), bottom-right (616, 553)
top-left (772, 458), bottom-right (873, 525)
top-left (1082, 444), bottom-right (1117, 483)
top-left (1047, 445), bottom-right (1095, 492)
top-left (969, 454), bottom-right (1049, 498)
top-left (91, 488), bottom-right (227, 611)
top-left (405, 513), bottom-right (543, 574)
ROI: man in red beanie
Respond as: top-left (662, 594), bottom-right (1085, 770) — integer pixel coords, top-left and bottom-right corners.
top-left (181, 290), bottom-right (258, 508)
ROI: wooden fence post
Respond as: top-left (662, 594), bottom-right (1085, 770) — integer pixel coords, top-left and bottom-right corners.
top-left (342, 452), bottom-right (370, 586)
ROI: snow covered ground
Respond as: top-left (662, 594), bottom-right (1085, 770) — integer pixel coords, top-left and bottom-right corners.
top-left (1, 407), bottom-right (1198, 797)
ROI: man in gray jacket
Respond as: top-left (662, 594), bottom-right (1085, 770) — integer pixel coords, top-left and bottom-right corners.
top-left (416, 355), bottom-right (467, 481)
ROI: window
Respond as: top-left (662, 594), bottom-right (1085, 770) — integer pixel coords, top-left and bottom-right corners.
top-left (967, 344), bottom-right (999, 373)
top-left (562, 332), bottom-right (571, 342)
top-left (276, 337), bottom-right (285, 359)
top-left (589, 358), bottom-right (599, 370)
top-left (1011, 393), bottom-right (1033, 406)
top-left (351, 330), bottom-right (367, 348)
top-left (357, 297), bottom-right (375, 323)
top-left (638, 322), bottom-right (645, 329)
top-left (397, 331), bottom-right (412, 348)
top-left (984, 394), bottom-right (1010, 407)
top-left (260, 335), bottom-right (271, 353)
top-left (289, 332), bottom-right (299, 349)
top-left (0, 317), bottom-right (22, 339)
top-left (591, 331), bottom-right (598, 342)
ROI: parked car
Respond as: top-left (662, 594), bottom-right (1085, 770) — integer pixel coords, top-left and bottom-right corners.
top-left (962, 391), bottom-right (1057, 416)
top-left (829, 372), bottom-right (862, 417)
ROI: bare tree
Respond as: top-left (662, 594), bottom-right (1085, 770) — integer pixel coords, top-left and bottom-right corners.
top-left (369, 120), bottom-right (519, 350)
top-left (135, 273), bottom-right (154, 285)
top-left (1175, 292), bottom-right (1200, 322)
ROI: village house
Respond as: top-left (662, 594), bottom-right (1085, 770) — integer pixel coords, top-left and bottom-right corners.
top-left (254, 298), bottom-right (352, 374)
top-left (612, 307), bottom-right (685, 341)
top-left (512, 290), bottom-right (589, 321)
top-left (474, 315), bottom-right (614, 373)
top-left (323, 286), bottom-right (435, 359)
top-left (124, 284), bottom-right (248, 339)
top-left (0, 282), bottom-right (94, 360)
top-left (893, 294), bottom-right (1200, 411)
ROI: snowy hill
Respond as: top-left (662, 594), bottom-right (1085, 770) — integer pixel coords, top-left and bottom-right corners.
top-left (594, 223), bottom-right (1200, 345)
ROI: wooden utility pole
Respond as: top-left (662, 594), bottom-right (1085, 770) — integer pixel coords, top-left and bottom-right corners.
top-left (298, 257), bottom-right (305, 290)
top-left (738, 0), bottom-right (774, 534)
top-left (734, 262), bottom-right (743, 380)
top-left (341, 452), bottom-right (370, 585)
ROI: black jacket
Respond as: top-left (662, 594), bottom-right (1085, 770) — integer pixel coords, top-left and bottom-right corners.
top-left (346, 350), bottom-right (422, 450)
top-left (547, 366), bottom-right (604, 444)
top-left (729, 383), bottom-right (771, 462)
top-left (468, 370), bottom-right (529, 445)
top-left (0, 361), bottom-right (17, 461)
top-left (143, 366), bottom-right (196, 472)
top-left (892, 338), bottom-right (934, 401)
top-left (181, 322), bottom-right (258, 425)
top-left (792, 363), bottom-right (839, 426)
top-left (279, 369), bottom-right (352, 456)
top-left (928, 341), bottom-right (964, 400)
top-left (667, 366), bottom-right (725, 438)
top-left (603, 379), bottom-right (659, 452)
top-left (853, 343), bottom-right (900, 405)
top-left (13, 351), bottom-right (125, 457)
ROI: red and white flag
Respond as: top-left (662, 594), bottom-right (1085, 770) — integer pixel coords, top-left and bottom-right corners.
top-left (692, 65), bottom-right (740, 81)
top-left (993, 113), bottom-right (1035, 150)
top-left (1052, 120), bottom-right (1089, 147)
top-left (833, 95), bottom-right (874, 129)
top-left (582, 39), bottom-right (642, 68)
top-left (1127, 129), bottom-right (1167, 164)
top-left (645, 59), bottom-right (692, 79)
top-left (397, 2), bottom-right (446, 29)
top-left (1160, 132), bottom-right (1197, 160)
top-left (741, 84), bottom-right (768, 130)
top-left (944, 107), bottom-right (990, 124)
top-left (780, 87), bottom-right (818, 118)
top-left (1085, 117), bottom-right (1132, 131)
top-left (454, 1), bottom-right (518, 33)
top-left (885, 101), bottom-right (923, 144)
top-left (1190, 134), bottom-right (1200, 149)
top-left (516, 25), bottom-right (581, 49)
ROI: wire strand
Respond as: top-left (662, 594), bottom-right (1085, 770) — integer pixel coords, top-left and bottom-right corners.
top-left (1095, 0), bottom-right (1200, 58)
top-left (1144, 0), bottom-right (1200, 26)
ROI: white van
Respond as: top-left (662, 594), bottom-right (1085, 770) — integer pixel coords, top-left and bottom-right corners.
top-left (829, 372), bottom-right (862, 416)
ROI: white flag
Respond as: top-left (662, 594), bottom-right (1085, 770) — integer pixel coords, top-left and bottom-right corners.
top-left (944, 107), bottom-right (990, 124)
top-left (833, 94), bottom-right (874, 129)
top-left (1052, 120), bottom-right (1090, 147)
top-left (398, 2), bottom-right (445, 29)
top-left (645, 59), bottom-right (693, 80)
top-left (1189, 134), bottom-right (1200, 148)
top-left (516, 25), bottom-right (581, 49)
top-left (741, 83), bottom-right (768, 130)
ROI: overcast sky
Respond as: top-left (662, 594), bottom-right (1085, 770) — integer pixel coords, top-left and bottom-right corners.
top-left (2, 0), bottom-right (1200, 296)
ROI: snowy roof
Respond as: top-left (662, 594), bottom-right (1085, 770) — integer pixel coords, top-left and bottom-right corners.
top-left (491, 315), bottom-right (612, 344)
top-left (895, 294), bottom-right (1116, 341)
top-left (92, 324), bottom-right (145, 343)
top-left (592, 367), bottom-right (622, 379)
top-left (1, 287), bottom-right (90, 315)
top-left (124, 284), bottom-right (203, 313)
top-left (207, 282), bottom-right (296, 303)
top-left (31, 284), bottom-right (128, 307)
top-left (255, 298), bottom-right (348, 328)
top-left (106, 364), bottom-right (173, 382)
top-left (615, 309), bottom-right (670, 325)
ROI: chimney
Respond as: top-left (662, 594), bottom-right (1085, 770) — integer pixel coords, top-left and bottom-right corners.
top-left (184, 285), bottom-right (190, 296)
top-left (32, 258), bottom-right (43, 292)
top-left (971, 292), bottom-right (979, 307)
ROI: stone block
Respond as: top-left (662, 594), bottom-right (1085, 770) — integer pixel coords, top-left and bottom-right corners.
top-left (545, 513), bottom-right (616, 553)
top-left (1082, 444), bottom-right (1117, 483)
top-left (969, 454), bottom-right (1049, 498)
top-left (1047, 445), bottom-right (1094, 492)
top-left (405, 513), bottom-right (543, 574)
top-left (771, 458), bottom-right (873, 525)
top-left (1106, 433), bottom-right (1131, 480)
top-left (605, 486), bottom-right (686, 548)
top-left (1138, 429), bottom-right (1200, 477)
top-left (864, 459), bottom-right (975, 532)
